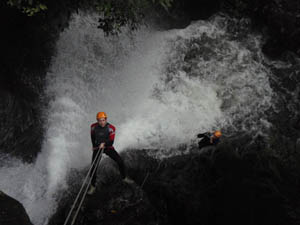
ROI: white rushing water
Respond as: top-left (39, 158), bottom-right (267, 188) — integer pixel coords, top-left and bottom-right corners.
top-left (0, 12), bottom-right (274, 224)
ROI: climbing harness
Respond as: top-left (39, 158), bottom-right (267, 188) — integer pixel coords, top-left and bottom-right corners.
top-left (63, 148), bottom-right (104, 225)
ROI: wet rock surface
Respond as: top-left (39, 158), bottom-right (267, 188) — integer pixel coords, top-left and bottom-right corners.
top-left (0, 1), bottom-right (73, 162)
top-left (0, 87), bottom-right (43, 162)
top-left (50, 147), bottom-right (300, 225)
top-left (80, 181), bottom-right (159, 225)
top-left (168, 0), bottom-right (300, 58)
top-left (48, 155), bottom-right (161, 225)
top-left (0, 190), bottom-right (33, 225)
top-left (127, 146), bottom-right (300, 225)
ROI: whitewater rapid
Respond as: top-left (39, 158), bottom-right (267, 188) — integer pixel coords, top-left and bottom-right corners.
top-left (0, 12), bottom-right (275, 224)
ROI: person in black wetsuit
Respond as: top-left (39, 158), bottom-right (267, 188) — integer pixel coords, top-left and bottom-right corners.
top-left (88, 111), bottom-right (133, 195)
top-left (197, 130), bottom-right (222, 150)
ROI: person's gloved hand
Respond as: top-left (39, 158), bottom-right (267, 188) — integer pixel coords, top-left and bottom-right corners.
top-left (99, 143), bottom-right (105, 149)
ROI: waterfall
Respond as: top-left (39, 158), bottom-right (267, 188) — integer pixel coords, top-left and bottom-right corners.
top-left (0, 12), bottom-right (275, 224)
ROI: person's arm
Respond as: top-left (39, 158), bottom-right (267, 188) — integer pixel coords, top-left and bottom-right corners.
top-left (91, 124), bottom-right (97, 149)
top-left (105, 124), bottom-right (115, 147)
top-left (197, 133), bottom-right (205, 138)
top-left (197, 132), bottom-right (210, 138)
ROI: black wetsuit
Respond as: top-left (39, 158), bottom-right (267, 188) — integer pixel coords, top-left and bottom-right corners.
top-left (197, 132), bottom-right (220, 149)
top-left (90, 122), bottom-right (126, 186)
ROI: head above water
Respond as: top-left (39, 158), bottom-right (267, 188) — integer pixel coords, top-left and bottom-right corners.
top-left (96, 112), bottom-right (107, 127)
top-left (213, 130), bottom-right (222, 138)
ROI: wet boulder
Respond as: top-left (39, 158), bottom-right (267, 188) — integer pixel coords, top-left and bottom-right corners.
top-left (0, 190), bottom-right (33, 225)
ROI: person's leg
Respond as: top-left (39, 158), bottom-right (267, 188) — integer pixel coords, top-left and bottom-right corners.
top-left (104, 148), bottom-right (126, 179)
top-left (90, 149), bottom-right (101, 186)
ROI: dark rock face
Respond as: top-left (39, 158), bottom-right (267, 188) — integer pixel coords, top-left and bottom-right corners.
top-left (0, 1), bottom-right (73, 162)
top-left (150, 0), bottom-right (222, 30)
top-left (80, 181), bottom-right (160, 225)
top-left (0, 190), bottom-right (33, 225)
top-left (126, 147), bottom-right (300, 225)
top-left (48, 157), bottom-right (161, 225)
top-left (168, 0), bottom-right (300, 59)
top-left (51, 147), bottom-right (300, 225)
top-left (0, 86), bottom-right (43, 162)
top-left (252, 0), bottom-right (300, 58)
top-left (174, 0), bottom-right (221, 21)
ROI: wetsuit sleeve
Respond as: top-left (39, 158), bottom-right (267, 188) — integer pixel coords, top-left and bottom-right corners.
top-left (197, 132), bottom-right (209, 138)
top-left (105, 125), bottom-right (115, 147)
top-left (91, 125), bottom-right (97, 148)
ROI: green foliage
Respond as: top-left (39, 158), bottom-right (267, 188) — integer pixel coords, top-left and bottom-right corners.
top-left (92, 0), bottom-right (173, 35)
top-left (153, 0), bottom-right (173, 11)
top-left (93, 0), bottom-right (143, 34)
top-left (7, 0), bottom-right (47, 16)
top-left (6, 0), bottom-right (173, 33)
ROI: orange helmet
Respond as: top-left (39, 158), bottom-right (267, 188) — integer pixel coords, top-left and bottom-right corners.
top-left (214, 130), bottom-right (222, 138)
top-left (96, 112), bottom-right (107, 119)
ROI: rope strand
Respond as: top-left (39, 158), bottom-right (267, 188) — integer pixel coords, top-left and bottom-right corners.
top-left (63, 148), bottom-right (103, 225)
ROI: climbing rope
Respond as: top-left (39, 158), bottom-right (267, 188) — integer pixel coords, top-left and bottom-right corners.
top-left (140, 159), bottom-right (163, 189)
top-left (63, 148), bottom-right (104, 225)
top-left (65, 150), bottom-right (163, 224)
